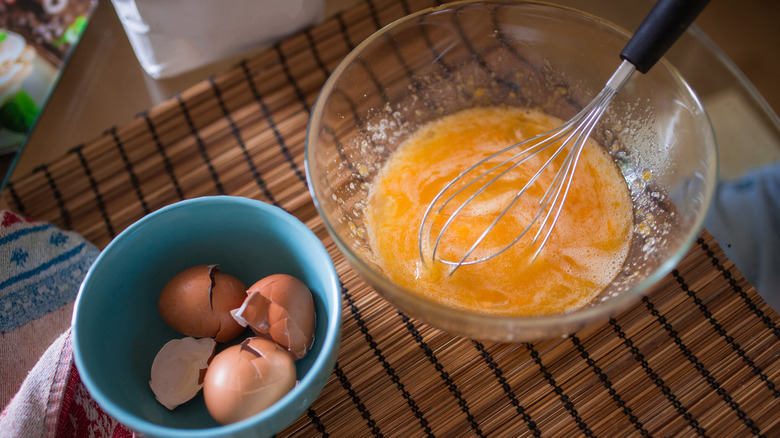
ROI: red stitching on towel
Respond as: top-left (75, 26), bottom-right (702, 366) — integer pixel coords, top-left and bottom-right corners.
top-left (55, 364), bottom-right (130, 437)
top-left (1, 211), bottom-right (35, 227)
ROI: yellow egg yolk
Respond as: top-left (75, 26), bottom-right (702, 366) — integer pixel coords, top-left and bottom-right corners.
top-left (365, 106), bottom-right (633, 316)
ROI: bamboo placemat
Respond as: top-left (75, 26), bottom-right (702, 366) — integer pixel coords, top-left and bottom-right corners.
top-left (4, 0), bottom-right (779, 436)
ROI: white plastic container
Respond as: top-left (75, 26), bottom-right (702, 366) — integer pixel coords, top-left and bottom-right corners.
top-left (111, 0), bottom-right (325, 79)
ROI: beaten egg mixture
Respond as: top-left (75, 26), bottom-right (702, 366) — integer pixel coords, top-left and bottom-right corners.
top-left (365, 106), bottom-right (633, 316)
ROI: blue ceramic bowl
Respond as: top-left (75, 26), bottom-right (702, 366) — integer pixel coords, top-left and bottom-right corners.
top-left (72, 196), bottom-right (341, 438)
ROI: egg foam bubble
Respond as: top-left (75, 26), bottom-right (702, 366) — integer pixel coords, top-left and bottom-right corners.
top-left (364, 106), bottom-right (634, 316)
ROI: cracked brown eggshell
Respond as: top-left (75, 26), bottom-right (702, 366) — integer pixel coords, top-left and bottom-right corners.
top-left (158, 264), bottom-right (247, 343)
top-left (149, 336), bottom-right (216, 410)
top-left (203, 337), bottom-right (297, 425)
top-left (243, 274), bottom-right (316, 360)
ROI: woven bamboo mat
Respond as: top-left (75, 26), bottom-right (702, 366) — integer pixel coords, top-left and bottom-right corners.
top-left (4, 0), bottom-right (780, 436)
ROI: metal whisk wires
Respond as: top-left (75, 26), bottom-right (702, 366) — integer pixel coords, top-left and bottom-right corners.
top-left (418, 61), bottom-right (636, 273)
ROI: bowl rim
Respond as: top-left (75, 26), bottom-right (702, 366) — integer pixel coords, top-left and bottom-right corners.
top-left (72, 195), bottom-right (342, 437)
top-left (305, 0), bottom-right (717, 340)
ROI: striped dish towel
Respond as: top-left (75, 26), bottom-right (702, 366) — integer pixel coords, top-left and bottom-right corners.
top-left (0, 210), bottom-right (131, 436)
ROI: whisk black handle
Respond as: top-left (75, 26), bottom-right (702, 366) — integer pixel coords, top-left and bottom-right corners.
top-left (621, 0), bottom-right (709, 74)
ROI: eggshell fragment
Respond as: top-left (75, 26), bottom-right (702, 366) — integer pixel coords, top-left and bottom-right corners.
top-left (203, 337), bottom-right (297, 425)
top-left (158, 264), bottom-right (247, 342)
top-left (149, 337), bottom-right (216, 410)
top-left (244, 274), bottom-right (316, 359)
top-left (230, 290), bottom-right (271, 332)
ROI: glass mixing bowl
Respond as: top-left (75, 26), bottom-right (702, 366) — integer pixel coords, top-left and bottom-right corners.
top-left (305, 0), bottom-right (717, 342)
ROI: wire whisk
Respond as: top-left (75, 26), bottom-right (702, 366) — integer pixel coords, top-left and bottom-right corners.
top-left (418, 0), bottom-right (709, 273)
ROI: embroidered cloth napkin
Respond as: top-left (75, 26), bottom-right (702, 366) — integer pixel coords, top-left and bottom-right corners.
top-left (0, 210), bottom-right (131, 437)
